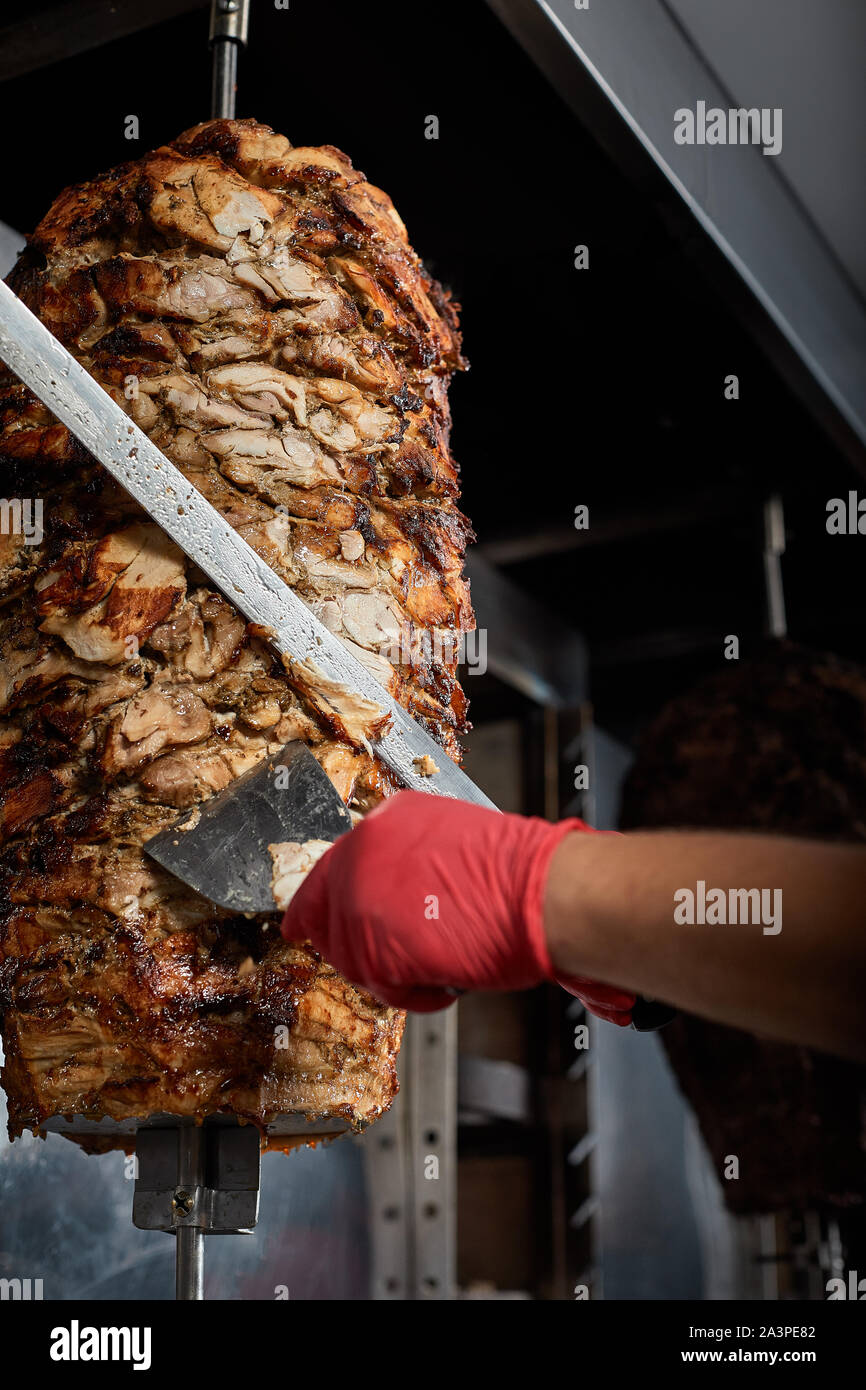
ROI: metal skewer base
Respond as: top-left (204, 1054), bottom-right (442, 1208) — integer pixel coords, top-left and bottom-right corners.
top-left (132, 1117), bottom-right (261, 1300)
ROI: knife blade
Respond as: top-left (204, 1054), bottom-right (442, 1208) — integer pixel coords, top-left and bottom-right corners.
top-left (145, 741), bottom-right (355, 913)
top-left (0, 277), bottom-right (495, 808)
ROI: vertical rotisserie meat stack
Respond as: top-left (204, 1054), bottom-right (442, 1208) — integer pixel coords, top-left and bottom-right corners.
top-left (0, 118), bottom-right (474, 1140)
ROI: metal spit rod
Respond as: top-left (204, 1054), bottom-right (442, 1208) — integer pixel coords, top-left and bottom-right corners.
top-left (175, 1125), bottom-right (206, 1300)
top-left (210, 0), bottom-right (251, 120)
top-left (763, 494), bottom-right (788, 640)
top-left (137, 4), bottom-right (253, 1302)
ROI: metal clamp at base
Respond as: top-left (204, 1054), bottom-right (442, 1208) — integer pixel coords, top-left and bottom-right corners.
top-left (132, 1118), bottom-right (262, 1300)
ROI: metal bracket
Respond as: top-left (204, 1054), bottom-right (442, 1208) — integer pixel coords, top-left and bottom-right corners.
top-left (363, 1010), bottom-right (457, 1299)
top-left (132, 1118), bottom-right (261, 1300)
top-left (406, 1008), bottom-right (457, 1299)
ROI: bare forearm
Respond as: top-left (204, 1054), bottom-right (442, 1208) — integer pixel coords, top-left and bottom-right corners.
top-left (544, 831), bottom-right (866, 1060)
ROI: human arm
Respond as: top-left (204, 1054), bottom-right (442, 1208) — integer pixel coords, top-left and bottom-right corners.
top-left (281, 791), bottom-right (866, 1060)
top-left (545, 827), bottom-right (866, 1060)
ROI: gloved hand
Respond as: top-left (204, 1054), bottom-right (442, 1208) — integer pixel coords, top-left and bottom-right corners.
top-left (280, 790), bottom-right (636, 1021)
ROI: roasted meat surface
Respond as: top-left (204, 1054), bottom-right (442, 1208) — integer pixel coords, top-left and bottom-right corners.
top-left (0, 119), bottom-right (474, 1139)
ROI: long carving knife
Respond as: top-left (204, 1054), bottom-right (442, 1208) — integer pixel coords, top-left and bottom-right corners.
top-left (0, 278), bottom-right (496, 809)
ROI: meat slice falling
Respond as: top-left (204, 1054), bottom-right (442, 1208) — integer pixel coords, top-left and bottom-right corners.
top-left (0, 118), bottom-right (475, 1142)
top-left (269, 840), bottom-right (333, 912)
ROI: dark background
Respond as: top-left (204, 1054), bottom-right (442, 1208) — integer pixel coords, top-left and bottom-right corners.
top-left (0, 0), bottom-right (862, 742)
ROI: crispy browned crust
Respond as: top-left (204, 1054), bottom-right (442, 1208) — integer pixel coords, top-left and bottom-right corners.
top-left (0, 119), bottom-right (471, 1140)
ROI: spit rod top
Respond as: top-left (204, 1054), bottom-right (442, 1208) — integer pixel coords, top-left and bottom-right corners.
top-left (209, 0), bottom-right (251, 121)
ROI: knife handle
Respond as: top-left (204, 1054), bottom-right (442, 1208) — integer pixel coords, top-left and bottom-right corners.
top-left (445, 987), bottom-right (676, 1031)
top-left (631, 996), bottom-right (678, 1032)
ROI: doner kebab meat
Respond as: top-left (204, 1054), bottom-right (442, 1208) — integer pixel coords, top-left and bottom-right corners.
top-left (0, 119), bottom-right (474, 1141)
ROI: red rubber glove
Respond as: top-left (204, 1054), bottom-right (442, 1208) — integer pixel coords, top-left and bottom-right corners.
top-left (280, 790), bottom-right (636, 1022)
